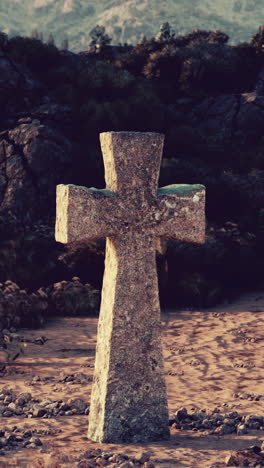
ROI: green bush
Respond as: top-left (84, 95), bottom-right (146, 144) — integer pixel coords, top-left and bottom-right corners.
top-left (46, 277), bottom-right (100, 316)
top-left (6, 36), bottom-right (61, 72)
top-left (0, 280), bottom-right (48, 331)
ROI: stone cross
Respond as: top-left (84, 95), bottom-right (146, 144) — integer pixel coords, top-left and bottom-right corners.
top-left (55, 132), bottom-right (205, 443)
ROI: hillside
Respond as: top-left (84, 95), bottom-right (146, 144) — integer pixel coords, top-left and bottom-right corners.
top-left (0, 0), bottom-right (263, 51)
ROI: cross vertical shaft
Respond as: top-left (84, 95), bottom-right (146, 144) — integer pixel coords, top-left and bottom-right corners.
top-left (88, 232), bottom-right (170, 442)
top-left (88, 132), bottom-right (169, 442)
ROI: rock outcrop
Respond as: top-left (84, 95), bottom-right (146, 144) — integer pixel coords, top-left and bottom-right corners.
top-left (0, 115), bottom-right (73, 223)
top-left (166, 92), bottom-right (264, 161)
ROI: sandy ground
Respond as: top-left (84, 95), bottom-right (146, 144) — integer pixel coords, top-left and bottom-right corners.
top-left (0, 292), bottom-right (264, 467)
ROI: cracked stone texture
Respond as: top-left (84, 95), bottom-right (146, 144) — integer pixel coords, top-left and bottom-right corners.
top-left (0, 117), bottom-right (72, 222)
top-left (173, 91), bottom-right (264, 157)
top-left (56, 132), bottom-right (205, 443)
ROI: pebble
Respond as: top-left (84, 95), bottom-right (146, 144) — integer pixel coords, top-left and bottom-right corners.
top-left (0, 432), bottom-right (157, 467)
top-left (233, 391), bottom-right (263, 401)
top-left (0, 427), bottom-right (43, 454)
top-left (225, 444), bottom-right (264, 466)
top-left (134, 452), bottom-right (151, 464)
top-left (237, 424), bottom-right (248, 435)
top-left (170, 407), bottom-right (264, 436)
top-left (0, 386), bottom-right (89, 418)
top-left (76, 450), bottom-right (155, 467)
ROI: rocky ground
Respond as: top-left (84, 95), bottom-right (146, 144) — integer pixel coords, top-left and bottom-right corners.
top-left (0, 292), bottom-right (264, 467)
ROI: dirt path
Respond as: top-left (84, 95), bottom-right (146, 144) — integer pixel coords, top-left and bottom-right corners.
top-left (0, 292), bottom-right (264, 467)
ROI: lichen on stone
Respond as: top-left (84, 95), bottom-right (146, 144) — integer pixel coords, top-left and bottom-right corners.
top-left (158, 184), bottom-right (205, 197)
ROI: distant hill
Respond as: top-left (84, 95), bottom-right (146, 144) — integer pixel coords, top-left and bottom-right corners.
top-left (0, 0), bottom-right (263, 51)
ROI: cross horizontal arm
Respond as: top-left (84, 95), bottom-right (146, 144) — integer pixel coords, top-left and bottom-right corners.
top-left (155, 184), bottom-right (206, 243)
top-left (55, 184), bottom-right (118, 243)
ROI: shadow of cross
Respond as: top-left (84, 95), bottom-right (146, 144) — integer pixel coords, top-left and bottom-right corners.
top-left (55, 132), bottom-right (206, 444)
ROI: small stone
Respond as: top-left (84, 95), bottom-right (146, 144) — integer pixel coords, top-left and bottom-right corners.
top-left (29, 437), bottom-right (42, 446)
top-left (250, 421), bottom-right (261, 429)
top-left (32, 375), bottom-right (41, 382)
top-left (78, 461), bottom-right (96, 468)
top-left (216, 424), bottom-right (234, 435)
top-left (108, 455), bottom-right (121, 463)
top-left (23, 440), bottom-right (31, 447)
top-left (8, 403), bottom-right (16, 411)
top-left (225, 454), bottom-right (239, 466)
top-left (119, 463), bottom-right (134, 468)
top-left (228, 412), bottom-right (240, 420)
top-left (237, 424), bottom-right (248, 435)
top-left (0, 438), bottom-right (7, 449)
top-left (60, 403), bottom-right (71, 411)
top-left (2, 410), bottom-right (13, 417)
top-left (39, 399), bottom-right (52, 407)
top-left (175, 407), bottom-right (188, 422)
top-left (4, 395), bottom-right (12, 404)
top-left (32, 406), bottom-right (46, 417)
top-left (247, 445), bottom-right (261, 453)
top-left (28, 443), bottom-right (38, 449)
top-left (67, 398), bottom-right (87, 413)
top-left (201, 418), bottom-right (213, 429)
top-left (181, 424), bottom-right (192, 430)
top-left (15, 392), bottom-right (31, 406)
top-left (134, 452), bottom-right (151, 464)
top-left (47, 402), bottom-right (59, 410)
top-left (95, 457), bottom-right (107, 466)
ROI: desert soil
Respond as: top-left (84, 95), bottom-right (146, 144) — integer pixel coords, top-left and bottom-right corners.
top-left (0, 292), bottom-right (264, 467)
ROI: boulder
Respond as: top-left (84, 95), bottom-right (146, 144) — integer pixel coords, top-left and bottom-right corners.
top-left (0, 116), bottom-right (73, 223)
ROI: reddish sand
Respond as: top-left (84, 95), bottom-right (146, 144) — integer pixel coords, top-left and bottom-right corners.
top-left (0, 292), bottom-right (264, 467)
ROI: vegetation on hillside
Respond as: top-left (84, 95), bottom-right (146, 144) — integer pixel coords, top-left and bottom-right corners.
top-left (0, 25), bottom-right (264, 323)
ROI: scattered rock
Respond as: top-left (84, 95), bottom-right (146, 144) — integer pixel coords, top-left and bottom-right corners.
top-left (175, 407), bottom-right (188, 422)
top-left (134, 452), bottom-right (151, 464)
top-left (170, 407), bottom-right (264, 436)
top-left (0, 387), bottom-right (89, 418)
top-left (0, 426), bottom-right (44, 455)
top-left (75, 449), bottom-right (155, 467)
top-left (225, 454), bottom-right (239, 466)
top-left (236, 424), bottom-right (248, 436)
top-left (67, 398), bottom-right (88, 414)
top-left (225, 444), bottom-right (264, 466)
top-left (58, 371), bottom-right (93, 385)
top-left (15, 392), bottom-right (32, 406)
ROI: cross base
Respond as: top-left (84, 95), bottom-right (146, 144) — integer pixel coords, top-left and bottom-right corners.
top-left (88, 235), bottom-right (170, 443)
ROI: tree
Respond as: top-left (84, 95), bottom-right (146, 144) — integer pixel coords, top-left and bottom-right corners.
top-left (89, 25), bottom-right (112, 53)
top-left (0, 31), bottom-right (8, 48)
top-left (61, 38), bottom-right (69, 51)
top-left (47, 33), bottom-right (55, 46)
top-left (251, 25), bottom-right (264, 50)
top-left (31, 29), bottom-right (44, 42)
top-left (155, 22), bottom-right (175, 42)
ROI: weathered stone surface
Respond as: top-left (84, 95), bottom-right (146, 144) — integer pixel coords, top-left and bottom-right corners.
top-left (55, 131), bottom-right (206, 443)
top-left (0, 117), bottom-right (72, 221)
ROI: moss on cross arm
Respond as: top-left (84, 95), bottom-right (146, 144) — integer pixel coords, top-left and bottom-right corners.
top-left (158, 184), bottom-right (205, 197)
